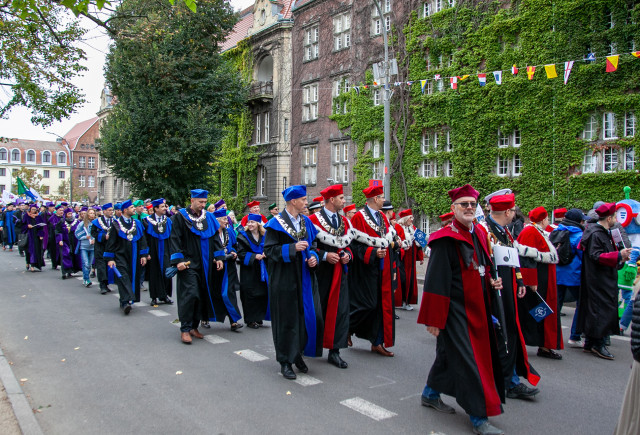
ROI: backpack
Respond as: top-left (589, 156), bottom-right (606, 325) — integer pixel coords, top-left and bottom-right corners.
top-left (549, 229), bottom-right (575, 266)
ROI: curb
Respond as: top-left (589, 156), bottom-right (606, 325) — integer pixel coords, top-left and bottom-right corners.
top-left (0, 346), bottom-right (44, 435)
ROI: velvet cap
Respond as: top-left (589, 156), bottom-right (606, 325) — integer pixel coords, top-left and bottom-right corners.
top-left (282, 185), bottom-right (306, 201)
top-left (489, 193), bottom-right (515, 211)
top-left (190, 189), bottom-right (208, 199)
top-left (528, 206), bottom-right (548, 223)
top-left (363, 185), bottom-right (383, 199)
top-left (398, 209), bottom-right (412, 218)
top-left (595, 202), bottom-right (616, 218)
top-left (448, 184), bottom-right (479, 202)
top-left (343, 204), bottom-right (356, 213)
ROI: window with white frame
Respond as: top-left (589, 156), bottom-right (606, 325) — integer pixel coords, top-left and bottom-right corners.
top-left (372, 140), bottom-right (381, 158)
top-left (496, 156), bottom-right (510, 176)
top-left (603, 112), bottom-right (617, 139)
top-left (303, 84), bottom-right (319, 121)
top-left (371, 0), bottom-right (391, 36)
top-left (88, 175), bottom-right (95, 188)
top-left (58, 170), bottom-right (65, 179)
top-left (423, 2), bottom-right (431, 17)
top-left (420, 215), bottom-right (433, 236)
top-left (11, 149), bottom-right (20, 162)
top-left (257, 165), bottom-right (266, 196)
top-left (373, 89), bottom-right (382, 106)
top-left (603, 147), bottom-right (618, 172)
top-left (438, 54), bottom-right (443, 68)
top-left (264, 112), bottom-right (270, 143)
top-left (79, 175), bottom-right (86, 188)
top-left (42, 185), bottom-right (49, 195)
top-left (443, 130), bottom-right (452, 151)
top-left (606, 8), bottom-right (614, 29)
top-left (304, 26), bottom-right (319, 61)
top-left (422, 132), bottom-right (434, 154)
top-left (427, 80), bottom-right (433, 94)
top-left (333, 12), bottom-right (351, 51)
top-left (608, 42), bottom-right (617, 56)
top-left (512, 155), bottom-right (522, 176)
top-left (426, 55), bottom-right (431, 70)
top-left (625, 112), bottom-right (636, 137)
top-left (255, 114), bottom-right (261, 143)
top-left (498, 129), bottom-right (520, 148)
top-left (88, 157), bottom-right (95, 169)
top-left (443, 159), bottom-right (453, 177)
top-left (498, 130), bottom-right (509, 148)
top-left (513, 129), bottom-right (521, 147)
top-left (583, 114), bottom-right (597, 140)
top-left (302, 146), bottom-right (317, 185)
top-left (625, 147), bottom-right (636, 170)
top-left (42, 151), bottom-right (51, 164)
top-left (425, 0), bottom-right (454, 16)
top-left (333, 77), bottom-right (350, 114)
top-left (78, 156), bottom-right (86, 168)
top-left (26, 149), bottom-right (35, 163)
top-left (583, 150), bottom-right (596, 173)
top-left (57, 152), bottom-right (66, 165)
top-left (332, 141), bottom-right (349, 184)
top-left (436, 79), bottom-right (444, 92)
top-left (372, 161), bottom-right (383, 179)
top-left (421, 159), bottom-right (438, 178)
top-left (43, 169), bottom-right (49, 178)
top-left (0, 148), bottom-right (6, 161)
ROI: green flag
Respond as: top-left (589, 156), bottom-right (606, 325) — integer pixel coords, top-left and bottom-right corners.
top-left (16, 177), bottom-right (27, 195)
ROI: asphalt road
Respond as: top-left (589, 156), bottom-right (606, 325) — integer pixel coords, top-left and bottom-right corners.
top-left (0, 250), bottom-right (632, 435)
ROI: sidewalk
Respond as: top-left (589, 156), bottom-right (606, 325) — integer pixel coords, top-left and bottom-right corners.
top-left (0, 383), bottom-right (21, 435)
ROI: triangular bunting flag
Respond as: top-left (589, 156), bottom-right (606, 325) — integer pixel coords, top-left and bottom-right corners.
top-left (406, 81), bottom-right (414, 86)
top-left (527, 66), bottom-right (536, 80)
top-left (478, 73), bottom-right (487, 87)
top-left (511, 65), bottom-right (519, 75)
top-left (544, 64), bottom-right (558, 79)
top-left (632, 51), bottom-right (640, 58)
top-left (606, 55), bottom-right (619, 72)
top-left (450, 76), bottom-right (458, 90)
top-left (420, 80), bottom-right (427, 94)
top-left (373, 81), bottom-right (379, 86)
top-left (394, 81), bottom-right (402, 87)
top-left (586, 52), bottom-right (596, 62)
top-left (434, 74), bottom-right (441, 80)
top-left (363, 85), bottom-right (369, 89)
top-left (563, 61), bottom-right (574, 85)
top-left (493, 71), bottom-right (502, 85)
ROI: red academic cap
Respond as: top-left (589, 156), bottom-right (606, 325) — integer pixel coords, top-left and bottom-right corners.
top-left (344, 204), bottom-right (356, 213)
top-left (448, 184), bottom-right (479, 202)
top-left (313, 196), bottom-right (324, 203)
top-left (553, 208), bottom-right (567, 218)
top-left (596, 202), bottom-right (616, 218)
top-left (363, 185), bottom-right (383, 199)
top-left (528, 206), bottom-right (548, 223)
top-left (439, 212), bottom-right (454, 222)
top-left (489, 193), bottom-right (515, 212)
top-left (247, 201), bottom-right (260, 208)
top-left (320, 184), bottom-right (343, 200)
top-left (398, 209), bottom-right (412, 218)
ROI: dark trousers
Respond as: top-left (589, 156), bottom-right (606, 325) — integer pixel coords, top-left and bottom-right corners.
top-left (177, 268), bottom-right (203, 332)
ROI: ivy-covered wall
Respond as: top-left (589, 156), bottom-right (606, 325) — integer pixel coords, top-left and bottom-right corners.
top-left (335, 0), bottom-right (640, 220)
top-left (212, 39), bottom-right (258, 212)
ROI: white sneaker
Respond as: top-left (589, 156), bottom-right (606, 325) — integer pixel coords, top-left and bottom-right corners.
top-left (568, 339), bottom-right (583, 348)
top-left (405, 304), bottom-right (414, 311)
top-left (401, 302), bottom-right (408, 310)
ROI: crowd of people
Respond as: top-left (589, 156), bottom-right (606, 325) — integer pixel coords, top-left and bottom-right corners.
top-left (0, 182), bottom-right (638, 435)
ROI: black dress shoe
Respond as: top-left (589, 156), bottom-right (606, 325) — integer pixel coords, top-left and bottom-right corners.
top-left (100, 286), bottom-right (107, 295)
top-left (592, 345), bottom-right (615, 360)
top-left (537, 348), bottom-right (562, 360)
top-left (247, 322), bottom-right (260, 329)
top-left (161, 297), bottom-right (173, 305)
top-left (328, 351), bottom-right (348, 369)
top-left (123, 304), bottom-right (132, 315)
top-left (150, 299), bottom-right (159, 306)
top-left (506, 383), bottom-right (539, 399)
top-left (294, 356), bottom-right (308, 373)
top-left (281, 363), bottom-right (296, 380)
top-left (421, 396), bottom-right (455, 414)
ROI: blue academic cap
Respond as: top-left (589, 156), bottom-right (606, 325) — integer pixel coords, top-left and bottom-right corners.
top-left (102, 203), bottom-right (113, 210)
top-left (46, 201), bottom-right (55, 207)
top-left (213, 209), bottom-right (227, 218)
top-left (248, 213), bottom-right (263, 223)
top-left (282, 185), bottom-right (306, 201)
top-left (191, 189), bottom-right (208, 199)
top-left (151, 198), bottom-right (165, 207)
top-left (114, 203), bottom-right (122, 211)
top-left (121, 199), bottom-right (133, 210)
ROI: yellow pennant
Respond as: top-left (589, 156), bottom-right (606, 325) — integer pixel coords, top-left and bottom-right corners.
top-left (544, 64), bottom-right (558, 79)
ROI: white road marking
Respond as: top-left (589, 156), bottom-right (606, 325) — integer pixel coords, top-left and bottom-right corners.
top-left (369, 375), bottom-right (396, 388)
top-left (234, 349), bottom-right (268, 362)
top-left (170, 321), bottom-right (180, 327)
top-left (293, 373), bottom-right (322, 386)
top-left (148, 310), bottom-right (170, 317)
top-left (399, 393), bottom-right (421, 401)
top-left (135, 301), bottom-right (148, 307)
top-left (561, 326), bottom-right (568, 329)
top-left (612, 335), bottom-right (631, 342)
top-left (340, 397), bottom-right (397, 421)
top-left (204, 335), bottom-right (230, 344)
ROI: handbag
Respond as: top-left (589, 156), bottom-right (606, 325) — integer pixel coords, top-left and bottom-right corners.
top-left (17, 233), bottom-right (28, 250)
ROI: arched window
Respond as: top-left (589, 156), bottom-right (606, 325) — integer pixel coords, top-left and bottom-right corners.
top-left (11, 149), bottom-right (20, 162)
top-left (26, 149), bottom-right (35, 163)
top-left (42, 150), bottom-right (51, 164)
top-left (257, 55), bottom-right (274, 82)
top-left (0, 148), bottom-right (7, 161)
top-left (57, 152), bottom-right (66, 165)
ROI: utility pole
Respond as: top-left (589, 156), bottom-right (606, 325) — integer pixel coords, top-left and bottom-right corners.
top-left (373, 0), bottom-right (391, 200)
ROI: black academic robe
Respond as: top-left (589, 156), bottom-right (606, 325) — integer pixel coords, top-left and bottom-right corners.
top-left (236, 230), bottom-right (269, 323)
top-left (417, 219), bottom-right (505, 418)
top-left (168, 208), bottom-right (221, 332)
top-left (22, 214), bottom-right (45, 269)
top-left (577, 223), bottom-right (621, 339)
top-left (48, 215), bottom-right (62, 268)
top-left (104, 217), bottom-right (149, 304)
top-left (484, 218), bottom-right (540, 389)
top-left (91, 216), bottom-right (113, 285)
top-left (349, 207), bottom-right (396, 347)
top-left (142, 215), bottom-right (173, 300)
top-left (209, 227), bottom-right (242, 324)
top-left (264, 212), bottom-right (324, 363)
top-left (14, 210), bottom-right (25, 252)
top-left (309, 209), bottom-right (354, 351)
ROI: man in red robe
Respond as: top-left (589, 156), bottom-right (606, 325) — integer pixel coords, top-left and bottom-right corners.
top-left (349, 184), bottom-right (396, 357)
top-left (418, 184), bottom-right (505, 435)
top-left (309, 184), bottom-right (353, 368)
top-left (394, 209), bottom-right (424, 311)
top-left (240, 201), bottom-right (268, 226)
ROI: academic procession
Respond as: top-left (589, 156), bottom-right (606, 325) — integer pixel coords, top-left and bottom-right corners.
top-left (1, 182), bottom-right (640, 435)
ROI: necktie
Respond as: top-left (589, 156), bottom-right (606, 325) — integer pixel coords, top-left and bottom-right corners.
top-left (331, 214), bottom-right (338, 228)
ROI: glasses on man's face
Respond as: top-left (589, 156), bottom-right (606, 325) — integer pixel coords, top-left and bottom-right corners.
top-left (454, 202), bottom-right (477, 209)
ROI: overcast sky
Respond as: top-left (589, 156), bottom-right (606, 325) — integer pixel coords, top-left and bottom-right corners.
top-left (0, 0), bottom-right (255, 141)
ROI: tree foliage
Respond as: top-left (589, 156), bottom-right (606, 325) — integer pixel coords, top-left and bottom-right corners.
top-left (99, 0), bottom-right (248, 204)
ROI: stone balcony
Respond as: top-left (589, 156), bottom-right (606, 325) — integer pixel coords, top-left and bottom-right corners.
top-left (249, 81), bottom-right (273, 102)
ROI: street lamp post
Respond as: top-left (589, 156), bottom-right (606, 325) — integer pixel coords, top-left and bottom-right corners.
top-left (373, 0), bottom-right (391, 201)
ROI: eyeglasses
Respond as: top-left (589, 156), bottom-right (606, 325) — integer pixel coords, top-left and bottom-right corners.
top-left (454, 202), bottom-right (477, 209)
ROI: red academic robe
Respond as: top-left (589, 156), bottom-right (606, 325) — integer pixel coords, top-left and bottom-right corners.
top-left (516, 224), bottom-right (563, 350)
top-left (417, 218), bottom-right (504, 417)
top-left (393, 224), bottom-right (424, 307)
